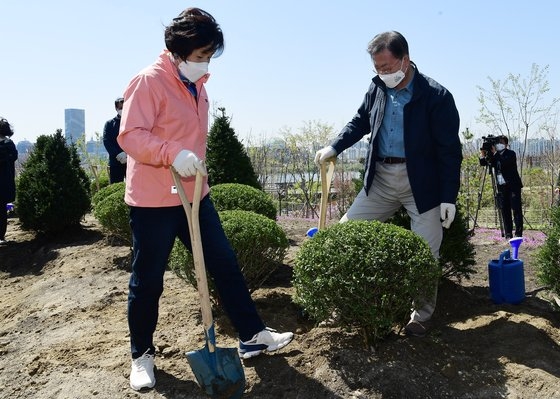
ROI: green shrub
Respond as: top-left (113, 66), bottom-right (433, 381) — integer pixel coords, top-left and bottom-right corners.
top-left (16, 130), bottom-right (91, 234)
top-left (386, 204), bottom-right (476, 281)
top-left (90, 173), bottom-right (110, 196)
top-left (169, 210), bottom-right (289, 301)
top-left (210, 183), bottom-right (277, 220)
top-left (92, 184), bottom-right (131, 244)
top-left (92, 182), bottom-right (125, 208)
top-left (206, 108), bottom-right (261, 189)
top-left (293, 220), bottom-right (439, 346)
top-left (536, 205), bottom-right (560, 298)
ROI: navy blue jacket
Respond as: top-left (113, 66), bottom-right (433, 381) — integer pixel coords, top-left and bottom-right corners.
top-left (482, 148), bottom-right (523, 191)
top-left (0, 137), bottom-right (18, 203)
top-left (103, 115), bottom-right (124, 166)
top-left (330, 64), bottom-right (462, 214)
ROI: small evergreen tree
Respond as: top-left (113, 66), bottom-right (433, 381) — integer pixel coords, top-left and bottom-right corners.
top-left (536, 205), bottom-right (560, 297)
top-left (206, 107), bottom-right (261, 189)
top-left (17, 130), bottom-right (91, 233)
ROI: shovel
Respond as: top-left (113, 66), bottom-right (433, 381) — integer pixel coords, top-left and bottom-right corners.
top-left (171, 169), bottom-right (245, 399)
top-left (307, 158), bottom-right (336, 237)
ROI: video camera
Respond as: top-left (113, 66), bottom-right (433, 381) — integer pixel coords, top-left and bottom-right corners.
top-left (480, 135), bottom-right (501, 153)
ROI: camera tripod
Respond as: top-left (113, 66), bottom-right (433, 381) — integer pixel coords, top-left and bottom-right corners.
top-left (471, 160), bottom-right (505, 237)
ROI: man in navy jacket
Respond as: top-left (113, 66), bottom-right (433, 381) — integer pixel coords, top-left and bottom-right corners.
top-left (315, 31), bottom-right (462, 337)
top-left (103, 97), bottom-right (127, 184)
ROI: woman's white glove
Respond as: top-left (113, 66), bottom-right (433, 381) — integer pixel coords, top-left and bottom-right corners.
top-left (172, 149), bottom-right (207, 177)
top-left (440, 203), bottom-right (456, 229)
top-left (314, 146), bottom-right (337, 166)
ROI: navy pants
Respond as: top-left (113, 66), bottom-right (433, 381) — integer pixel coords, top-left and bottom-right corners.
top-left (0, 203), bottom-right (7, 240)
top-left (498, 185), bottom-right (523, 237)
top-left (108, 161), bottom-right (126, 184)
top-left (127, 195), bottom-right (265, 359)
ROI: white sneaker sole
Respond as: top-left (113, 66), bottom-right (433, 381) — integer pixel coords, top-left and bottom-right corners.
top-left (130, 380), bottom-right (156, 391)
top-left (239, 335), bottom-right (293, 359)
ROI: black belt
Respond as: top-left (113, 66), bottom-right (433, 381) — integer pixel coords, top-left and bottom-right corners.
top-left (376, 156), bottom-right (406, 164)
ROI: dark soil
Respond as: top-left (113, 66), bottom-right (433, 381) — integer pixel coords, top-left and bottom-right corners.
top-left (1, 215), bottom-right (559, 399)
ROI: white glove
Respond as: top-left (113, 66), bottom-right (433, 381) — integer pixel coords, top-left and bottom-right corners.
top-left (314, 146), bottom-right (337, 166)
top-left (172, 149), bottom-right (207, 177)
top-left (116, 151), bottom-right (127, 164)
top-left (440, 203), bottom-right (456, 229)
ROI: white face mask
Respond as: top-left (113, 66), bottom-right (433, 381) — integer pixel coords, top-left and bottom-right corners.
top-left (178, 60), bottom-right (209, 83)
top-left (495, 143), bottom-right (506, 152)
top-left (378, 60), bottom-right (406, 89)
top-left (117, 109), bottom-right (122, 116)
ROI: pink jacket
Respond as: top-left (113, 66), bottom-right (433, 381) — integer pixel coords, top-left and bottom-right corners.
top-left (117, 50), bottom-right (210, 207)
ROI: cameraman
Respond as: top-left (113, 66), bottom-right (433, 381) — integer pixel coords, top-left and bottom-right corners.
top-left (479, 135), bottom-right (523, 239)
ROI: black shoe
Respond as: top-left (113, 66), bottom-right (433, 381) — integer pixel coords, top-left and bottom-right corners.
top-left (505, 234), bottom-right (513, 239)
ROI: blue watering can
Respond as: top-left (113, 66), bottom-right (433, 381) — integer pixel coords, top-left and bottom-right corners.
top-left (488, 247), bottom-right (525, 305)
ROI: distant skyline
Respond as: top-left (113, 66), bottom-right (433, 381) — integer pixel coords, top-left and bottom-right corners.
top-left (1, 1), bottom-right (558, 145)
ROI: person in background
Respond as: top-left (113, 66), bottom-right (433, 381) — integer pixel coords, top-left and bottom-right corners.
top-left (480, 135), bottom-right (523, 239)
top-left (0, 118), bottom-right (18, 245)
top-left (117, 7), bottom-right (293, 391)
top-left (103, 97), bottom-right (127, 183)
top-left (314, 31), bottom-right (462, 337)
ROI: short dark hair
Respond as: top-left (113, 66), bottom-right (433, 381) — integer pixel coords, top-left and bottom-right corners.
top-left (0, 118), bottom-right (14, 137)
top-left (367, 31), bottom-right (409, 59)
top-left (115, 97), bottom-right (124, 106)
top-left (164, 7), bottom-right (224, 60)
top-left (499, 135), bottom-right (509, 145)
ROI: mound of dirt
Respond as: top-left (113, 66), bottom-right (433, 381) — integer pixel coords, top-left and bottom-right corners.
top-left (1, 215), bottom-right (559, 399)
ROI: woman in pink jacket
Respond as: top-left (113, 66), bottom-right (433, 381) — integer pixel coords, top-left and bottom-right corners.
top-left (118, 8), bottom-right (293, 392)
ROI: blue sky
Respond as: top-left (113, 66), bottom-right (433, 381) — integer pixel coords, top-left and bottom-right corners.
top-left (1, 1), bottom-right (558, 145)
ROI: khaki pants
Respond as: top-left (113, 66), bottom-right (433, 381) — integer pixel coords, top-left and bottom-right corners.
top-left (340, 162), bottom-right (442, 322)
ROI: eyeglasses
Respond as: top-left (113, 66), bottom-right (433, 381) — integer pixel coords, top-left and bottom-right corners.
top-left (373, 58), bottom-right (403, 75)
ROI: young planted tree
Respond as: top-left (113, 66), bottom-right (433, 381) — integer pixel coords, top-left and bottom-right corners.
top-left (17, 129), bottom-right (91, 234)
top-left (280, 120), bottom-right (335, 218)
top-left (206, 107), bottom-right (261, 189)
top-left (477, 63), bottom-right (559, 178)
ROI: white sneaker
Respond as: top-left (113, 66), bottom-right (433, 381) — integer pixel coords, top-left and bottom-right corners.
top-left (238, 327), bottom-right (294, 359)
top-left (129, 351), bottom-right (155, 391)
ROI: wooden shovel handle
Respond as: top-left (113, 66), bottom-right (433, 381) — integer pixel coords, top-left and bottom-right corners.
top-left (319, 159), bottom-right (336, 230)
top-left (171, 169), bottom-right (215, 351)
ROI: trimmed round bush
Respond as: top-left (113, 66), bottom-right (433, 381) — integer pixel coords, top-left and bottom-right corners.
top-left (92, 183), bottom-right (131, 244)
top-left (92, 182), bottom-right (125, 208)
top-left (387, 205), bottom-right (476, 281)
top-left (169, 210), bottom-right (289, 300)
top-left (90, 173), bottom-right (110, 196)
top-left (293, 220), bottom-right (440, 345)
top-left (210, 183), bottom-right (277, 220)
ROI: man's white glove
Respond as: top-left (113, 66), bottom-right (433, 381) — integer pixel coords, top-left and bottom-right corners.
top-left (314, 146), bottom-right (337, 166)
top-left (440, 203), bottom-right (456, 229)
top-left (116, 151), bottom-right (127, 164)
top-left (172, 149), bottom-right (207, 177)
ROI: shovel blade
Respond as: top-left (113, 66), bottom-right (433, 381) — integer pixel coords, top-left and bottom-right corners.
top-left (186, 345), bottom-right (245, 399)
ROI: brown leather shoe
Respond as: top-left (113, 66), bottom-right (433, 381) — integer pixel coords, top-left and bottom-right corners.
top-left (405, 320), bottom-right (430, 337)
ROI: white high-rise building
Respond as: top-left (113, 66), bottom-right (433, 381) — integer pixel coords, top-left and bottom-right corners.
top-left (64, 108), bottom-right (85, 144)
